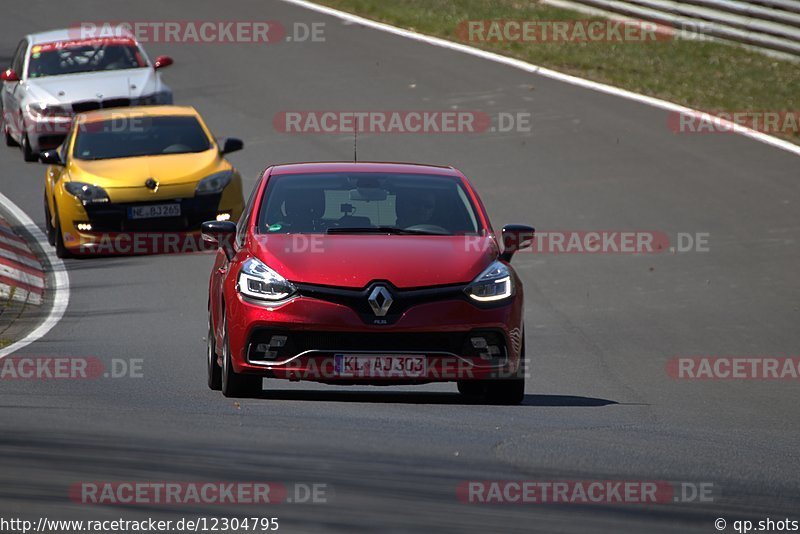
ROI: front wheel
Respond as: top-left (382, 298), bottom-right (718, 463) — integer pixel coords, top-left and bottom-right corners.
top-left (457, 336), bottom-right (526, 405)
top-left (220, 315), bottom-right (263, 398)
top-left (457, 381), bottom-right (483, 397)
top-left (207, 317), bottom-right (222, 391)
top-left (53, 210), bottom-right (72, 259)
top-left (44, 195), bottom-right (56, 246)
top-left (2, 111), bottom-right (18, 147)
top-left (4, 129), bottom-right (15, 147)
top-left (21, 134), bottom-right (37, 162)
top-left (487, 336), bottom-right (526, 405)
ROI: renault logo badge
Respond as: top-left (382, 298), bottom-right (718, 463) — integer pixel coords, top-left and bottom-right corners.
top-left (368, 286), bottom-right (393, 317)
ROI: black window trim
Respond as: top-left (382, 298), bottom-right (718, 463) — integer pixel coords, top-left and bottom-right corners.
top-left (11, 38), bottom-right (27, 76)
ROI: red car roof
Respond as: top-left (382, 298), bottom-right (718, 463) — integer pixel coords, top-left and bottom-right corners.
top-left (269, 162), bottom-right (459, 176)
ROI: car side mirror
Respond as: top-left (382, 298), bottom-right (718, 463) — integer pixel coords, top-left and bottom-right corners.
top-left (202, 220), bottom-right (237, 260)
top-left (153, 55), bottom-right (174, 70)
top-left (39, 150), bottom-right (64, 166)
top-left (1, 68), bottom-right (20, 82)
top-left (500, 224), bottom-right (535, 262)
top-left (219, 137), bottom-right (244, 155)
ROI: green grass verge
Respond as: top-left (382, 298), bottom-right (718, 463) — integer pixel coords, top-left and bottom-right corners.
top-left (317, 0), bottom-right (800, 141)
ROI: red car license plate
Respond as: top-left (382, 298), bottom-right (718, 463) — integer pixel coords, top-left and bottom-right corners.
top-left (334, 354), bottom-right (427, 378)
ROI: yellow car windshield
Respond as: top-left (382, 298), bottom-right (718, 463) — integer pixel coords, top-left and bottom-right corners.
top-left (73, 115), bottom-right (212, 161)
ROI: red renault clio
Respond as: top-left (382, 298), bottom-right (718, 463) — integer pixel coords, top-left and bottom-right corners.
top-left (203, 162), bottom-right (534, 404)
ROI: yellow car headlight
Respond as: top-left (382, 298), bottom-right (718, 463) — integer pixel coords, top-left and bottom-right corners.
top-left (64, 182), bottom-right (110, 205)
top-left (196, 171), bottom-right (233, 196)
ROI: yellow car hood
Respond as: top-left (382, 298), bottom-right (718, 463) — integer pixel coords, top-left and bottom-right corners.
top-left (69, 149), bottom-right (227, 191)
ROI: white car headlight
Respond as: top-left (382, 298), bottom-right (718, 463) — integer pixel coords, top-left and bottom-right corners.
top-left (465, 261), bottom-right (514, 302)
top-left (64, 182), bottom-right (110, 204)
top-left (26, 102), bottom-right (72, 119)
top-left (238, 257), bottom-right (297, 302)
top-left (196, 171), bottom-right (233, 195)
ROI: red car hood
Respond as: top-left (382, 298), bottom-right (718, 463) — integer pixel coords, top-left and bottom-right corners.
top-left (250, 234), bottom-right (499, 289)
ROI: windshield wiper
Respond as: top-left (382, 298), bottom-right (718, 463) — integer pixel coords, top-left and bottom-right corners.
top-left (326, 226), bottom-right (445, 235)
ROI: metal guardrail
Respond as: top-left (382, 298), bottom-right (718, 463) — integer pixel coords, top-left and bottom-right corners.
top-left (554, 0), bottom-right (800, 56)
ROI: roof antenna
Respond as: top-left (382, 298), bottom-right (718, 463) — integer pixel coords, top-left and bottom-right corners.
top-left (353, 125), bottom-right (358, 163)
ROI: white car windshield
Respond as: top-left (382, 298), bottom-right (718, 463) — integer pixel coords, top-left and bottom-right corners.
top-left (27, 38), bottom-right (147, 78)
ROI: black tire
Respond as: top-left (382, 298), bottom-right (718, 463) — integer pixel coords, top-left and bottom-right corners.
top-left (484, 336), bottom-right (526, 405)
top-left (2, 111), bottom-right (18, 147)
top-left (220, 314), bottom-right (263, 398)
top-left (22, 134), bottom-right (37, 162)
top-left (457, 380), bottom-right (483, 397)
top-left (4, 129), bottom-right (16, 147)
top-left (207, 316), bottom-right (222, 391)
top-left (53, 210), bottom-right (72, 259)
top-left (458, 336), bottom-right (526, 405)
top-left (44, 195), bottom-right (56, 246)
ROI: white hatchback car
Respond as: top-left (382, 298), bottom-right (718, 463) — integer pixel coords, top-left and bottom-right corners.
top-left (1, 29), bottom-right (173, 161)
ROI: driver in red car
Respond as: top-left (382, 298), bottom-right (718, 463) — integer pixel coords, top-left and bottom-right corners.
top-left (395, 190), bottom-right (437, 229)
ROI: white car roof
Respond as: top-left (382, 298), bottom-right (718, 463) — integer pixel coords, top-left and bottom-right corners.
top-left (27, 28), bottom-right (135, 45)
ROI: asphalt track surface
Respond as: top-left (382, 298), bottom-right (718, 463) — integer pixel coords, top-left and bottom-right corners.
top-left (1, 1), bottom-right (799, 532)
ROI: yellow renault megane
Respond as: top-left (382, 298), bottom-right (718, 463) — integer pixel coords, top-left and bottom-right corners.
top-left (40, 106), bottom-right (245, 257)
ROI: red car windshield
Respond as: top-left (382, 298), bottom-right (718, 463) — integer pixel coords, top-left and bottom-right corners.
top-left (258, 172), bottom-right (481, 235)
top-left (27, 38), bottom-right (146, 78)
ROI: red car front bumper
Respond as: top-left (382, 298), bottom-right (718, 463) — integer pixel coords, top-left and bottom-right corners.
top-left (224, 289), bottom-right (524, 384)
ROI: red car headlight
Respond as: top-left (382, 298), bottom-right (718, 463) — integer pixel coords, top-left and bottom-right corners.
top-left (464, 261), bottom-right (514, 302)
top-left (237, 257), bottom-right (297, 302)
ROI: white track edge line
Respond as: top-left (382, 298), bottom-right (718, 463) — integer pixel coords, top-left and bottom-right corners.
top-left (0, 191), bottom-right (70, 359)
top-left (280, 0), bottom-right (800, 158)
